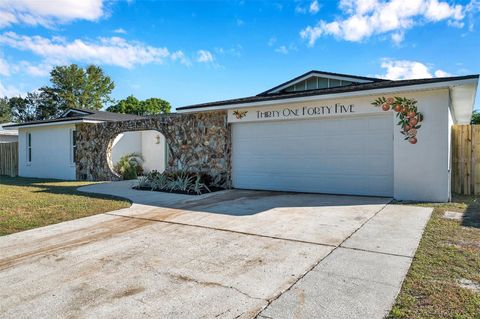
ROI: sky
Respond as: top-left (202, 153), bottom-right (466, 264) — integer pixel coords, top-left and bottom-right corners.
top-left (0, 0), bottom-right (479, 111)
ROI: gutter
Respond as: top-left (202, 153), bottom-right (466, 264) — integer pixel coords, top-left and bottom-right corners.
top-left (177, 77), bottom-right (479, 113)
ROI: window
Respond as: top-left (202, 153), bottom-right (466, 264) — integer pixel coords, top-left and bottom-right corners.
top-left (71, 130), bottom-right (77, 163)
top-left (329, 79), bottom-right (341, 87)
top-left (306, 77), bottom-right (317, 90)
top-left (26, 132), bottom-right (32, 162)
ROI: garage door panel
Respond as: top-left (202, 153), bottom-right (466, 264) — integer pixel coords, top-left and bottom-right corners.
top-left (232, 154), bottom-right (392, 175)
top-left (232, 115), bottom-right (393, 197)
top-left (233, 173), bottom-right (393, 197)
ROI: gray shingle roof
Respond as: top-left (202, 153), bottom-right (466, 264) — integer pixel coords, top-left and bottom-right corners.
top-left (4, 108), bottom-right (144, 128)
top-left (177, 74), bottom-right (479, 111)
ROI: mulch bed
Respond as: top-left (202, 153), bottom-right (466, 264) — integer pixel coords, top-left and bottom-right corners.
top-left (133, 186), bottom-right (225, 195)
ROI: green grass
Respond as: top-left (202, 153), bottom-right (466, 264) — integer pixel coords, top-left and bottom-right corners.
top-left (389, 195), bottom-right (480, 319)
top-left (0, 176), bottom-right (131, 236)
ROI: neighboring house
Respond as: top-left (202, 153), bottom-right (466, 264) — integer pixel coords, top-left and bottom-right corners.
top-left (0, 123), bottom-right (18, 143)
top-left (3, 108), bottom-right (163, 180)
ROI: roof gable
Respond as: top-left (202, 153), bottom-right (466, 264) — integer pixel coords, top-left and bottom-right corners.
top-left (61, 109), bottom-right (93, 118)
top-left (259, 70), bottom-right (386, 95)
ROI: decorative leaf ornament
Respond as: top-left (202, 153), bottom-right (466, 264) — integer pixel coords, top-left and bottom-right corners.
top-left (372, 96), bottom-right (424, 144)
top-left (233, 110), bottom-right (248, 119)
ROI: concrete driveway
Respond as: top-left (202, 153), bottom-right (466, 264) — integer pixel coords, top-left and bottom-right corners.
top-left (0, 181), bottom-right (432, 319)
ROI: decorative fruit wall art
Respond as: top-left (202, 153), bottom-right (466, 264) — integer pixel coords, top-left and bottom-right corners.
top-left (372, 96), bottom-right (424, 144)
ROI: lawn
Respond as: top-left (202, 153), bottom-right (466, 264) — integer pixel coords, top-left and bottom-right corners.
top-left (0, 176), bottom-right (131, 236)
top-left (389, 195), bottom-right (480, 319)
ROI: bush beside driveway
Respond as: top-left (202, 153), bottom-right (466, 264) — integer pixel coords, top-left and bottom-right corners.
top-left (0, 176), bottom-right (130, 236)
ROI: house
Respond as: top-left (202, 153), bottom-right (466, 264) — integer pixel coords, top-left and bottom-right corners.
top-left (0, 123), bottom-right (18, 143)
top-left (3, 70), bottom-right (479, 202)
top-left (175, 70), bottom-right (479, 202)
top-left (4, 108), bottom-right (166, 180)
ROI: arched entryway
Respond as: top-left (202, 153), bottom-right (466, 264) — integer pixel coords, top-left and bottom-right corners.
top-left (108, 130), bottom-right (167, 177)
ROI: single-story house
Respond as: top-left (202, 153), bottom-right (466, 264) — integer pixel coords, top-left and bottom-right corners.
top-left (176, 70), bottom-right (478, 202)
top-left (4, 108), bottom-right (166, 180)
top-left (0, 123), bottom-right (18, 143)
top-left (4, 70), bottom-right (479, 202)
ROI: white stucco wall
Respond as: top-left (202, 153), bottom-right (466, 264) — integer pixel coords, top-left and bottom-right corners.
top-left (393, 89), bottom-right (450, 202)
top-left (18, 124), bottom-right (76, 180)
top-left (111, 132), bottom-right (142, 164)
top-left (141, 130), bottom-right (166, 173)
top-left (226, 88), bottom-right (454, 202)
top-left (111, 130), bottom-right (165, 174)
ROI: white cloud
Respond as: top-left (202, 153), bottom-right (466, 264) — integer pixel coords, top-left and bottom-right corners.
top-left (0, 32), bottom-right (182, 69)
top-left (275, 46), bottom-right (289, 54)
top-left (170, 50), bottom-right (191, 66)
top-left (391, 31), bottom-right (404, 45)
top-left (434, 69), bottom-right (452, 77)
top-left (378, 59), bottom-right (451, 80)
top-left (300, 0), bottom-right (469, 45)
top-left (274, 43), bottom-right (298, 55)
top-left (0, 0), bottom-right (105, 28)
top-left (295, 6), bottom-right (307, 14)
top-left (268, 37), bottom-right (277, 47)
top-left (0, 81), bottom-right (22, 97)
top-left (0, 57), bottom-right (10, 76)
top-left (113, 28), bottom-right (127, 34)
top-left (196, 50), bottom-right (214, 63)
top-left (309, 0), bottom-right (320, 14)
top-left (214, 45), bottom-right (242, 57)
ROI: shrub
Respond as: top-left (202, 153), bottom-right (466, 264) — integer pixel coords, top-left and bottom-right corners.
top-left (114, 153), bottom-right (144, 180)
top-left (151, 174), bottom-right (168, 191)
top-left (137, 176), bottom-right (151, 188)
top-left (135, 170), bottom-right (214, 194)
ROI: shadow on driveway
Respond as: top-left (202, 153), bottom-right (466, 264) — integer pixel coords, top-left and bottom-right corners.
top-left (78, 180), bottom-right (392, 216)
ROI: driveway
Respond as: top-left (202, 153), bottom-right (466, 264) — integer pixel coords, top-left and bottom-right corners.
top-left (0, 181), bottom-right (432, 319)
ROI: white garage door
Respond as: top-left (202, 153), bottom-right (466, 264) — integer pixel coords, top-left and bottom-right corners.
top-left (232, 114), bottom-right (393, 197)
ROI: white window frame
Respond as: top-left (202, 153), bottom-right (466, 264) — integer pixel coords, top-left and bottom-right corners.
top-left (26, 132), bottom-right (32, 164)
top-left (70, 129), bottom-right (77, 165)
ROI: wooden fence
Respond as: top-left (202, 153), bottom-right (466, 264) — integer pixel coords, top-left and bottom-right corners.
top-left (0, 142), bottom-right (18, 177)
top-left (451, 125), bottom-right (480, 195)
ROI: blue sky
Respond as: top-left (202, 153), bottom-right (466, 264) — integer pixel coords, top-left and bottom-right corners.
top-left (0, 0), bottom-right (479, 110)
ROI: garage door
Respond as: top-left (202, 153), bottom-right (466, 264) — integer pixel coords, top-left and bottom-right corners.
top-left (231, 114), bottom-right (393, 197)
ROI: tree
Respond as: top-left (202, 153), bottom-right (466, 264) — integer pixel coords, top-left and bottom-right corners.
top-left (8, 91), bottom-right (60, 122)
top-left (7, 64), bottom-right (115, 123)
top-left (0, 97), bottom-right (12, 123)
top-left (49, 64), bottom-right (115, 111)
top-left (471, 110), bottom-right (480, 124)
top-left (107, 95), bottom-right (171, 116)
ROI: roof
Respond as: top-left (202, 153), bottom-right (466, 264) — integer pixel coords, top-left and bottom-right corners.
top-left (258, 70), bottom-right (387, 96)
top-left (0, 123), bottom-right (18, 135)
top-left (177, 74), bottom-right (480, 111)
top-left (4, 108), bottom-right (144, 128)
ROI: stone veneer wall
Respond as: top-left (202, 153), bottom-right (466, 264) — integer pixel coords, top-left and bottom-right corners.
top-left (75, 111), bottom-right (231, 188)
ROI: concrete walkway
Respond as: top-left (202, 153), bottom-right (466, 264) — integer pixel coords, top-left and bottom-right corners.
top-left (0, 181), bottom-right (432, 319)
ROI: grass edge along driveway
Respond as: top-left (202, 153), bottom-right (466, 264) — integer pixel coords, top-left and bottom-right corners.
top-left (389, 195), bottom-right (480, 319)
top-left (0, 176), bottom-right (130, 236)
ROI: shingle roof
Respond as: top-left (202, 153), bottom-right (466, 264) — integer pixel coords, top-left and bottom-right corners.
top-left (4, 108), bottom-right (144, 128)
top-left (177, 74), bottom-right (479, 111)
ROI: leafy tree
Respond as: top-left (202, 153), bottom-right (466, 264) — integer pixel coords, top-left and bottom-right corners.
top-left (471, 110), bottom-right (480, 124)
top-left (9, 91), bottom-right (60, 122)
top-left (107, 95), bottom-right (171, 116)
top-left (0, 97), bottom-right (12, 123)
top-left (7, 64), bottom-right (115, 123)
top-left (49, 64), bottom-right (115, 110)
